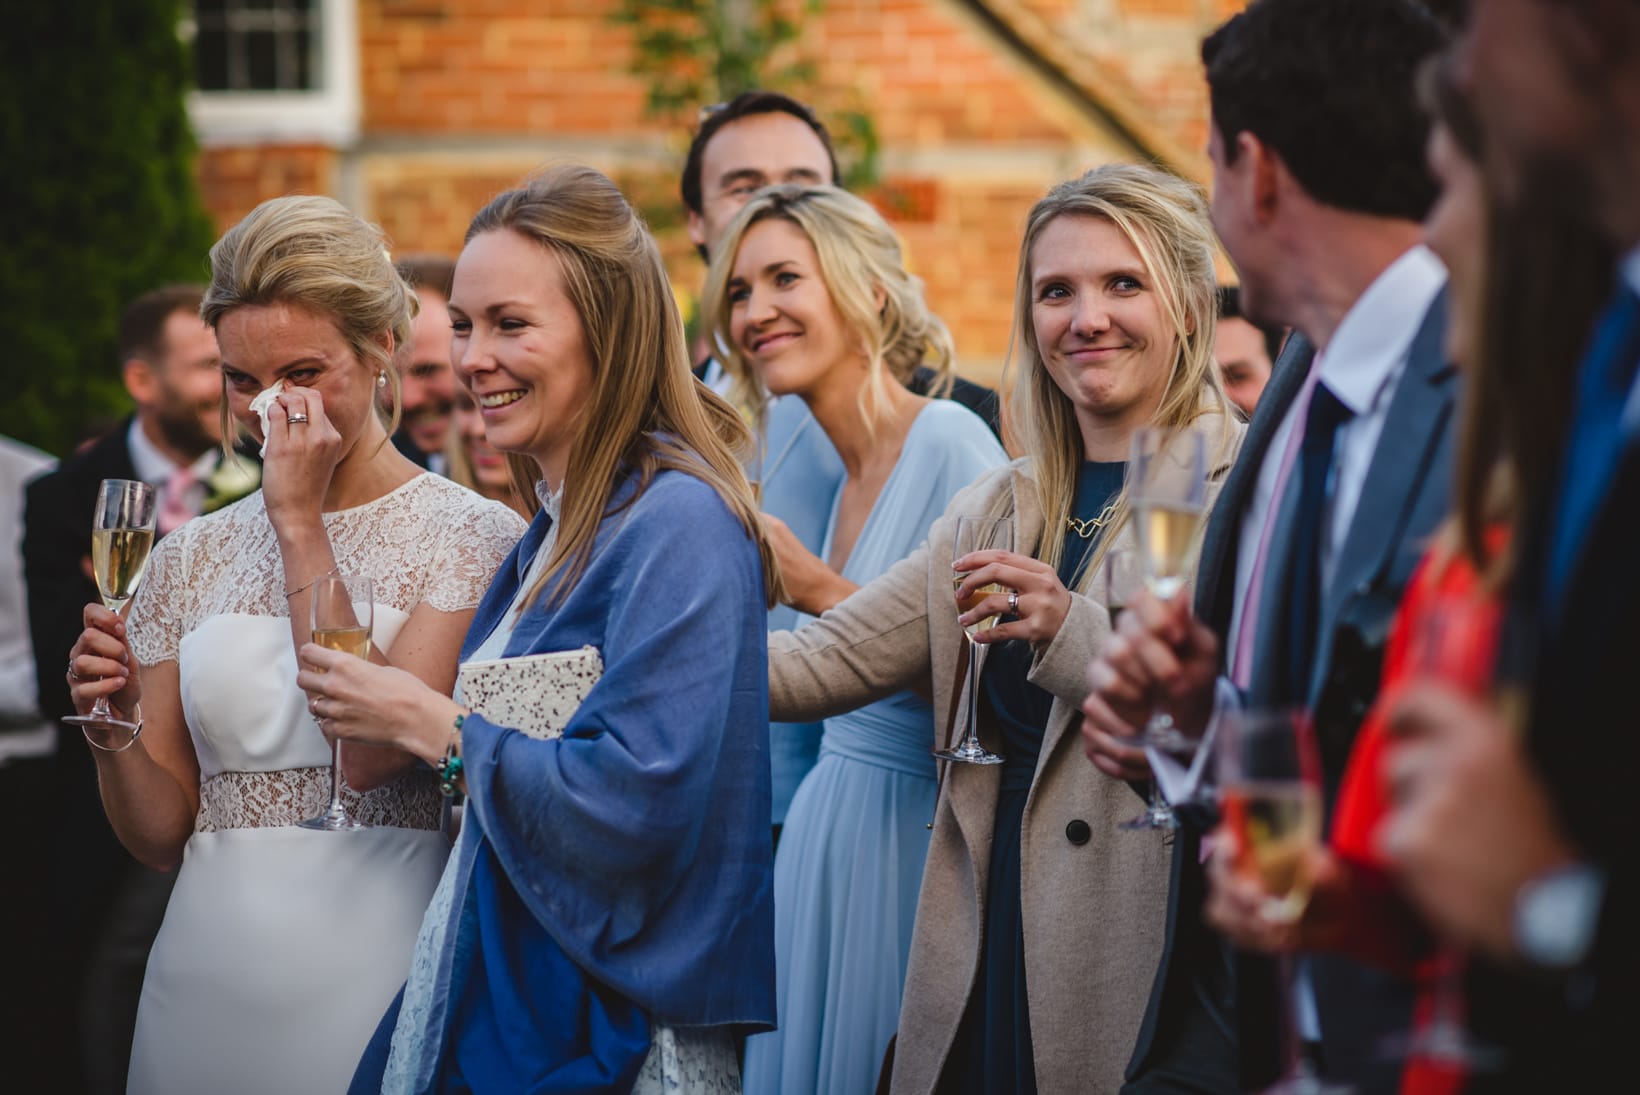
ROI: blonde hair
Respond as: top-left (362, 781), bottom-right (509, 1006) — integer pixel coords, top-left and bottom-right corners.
top-left (700, 185), bottom-right (956, 436)
top-left (1005, 162), bottom-right (1233, 591)
top-left (202, 194), bottom-right (411, 451)
top-left (464, 164), bottom-right (781, 609)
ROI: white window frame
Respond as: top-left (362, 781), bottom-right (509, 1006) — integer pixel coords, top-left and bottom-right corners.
top-left (184, 0), bottom-right (359, 147)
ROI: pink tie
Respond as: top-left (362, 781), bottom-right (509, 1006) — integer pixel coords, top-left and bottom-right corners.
top-left (1231, 361), bottom-right (1325, 689)
top-left (157, 466), bottom-right (197, 536)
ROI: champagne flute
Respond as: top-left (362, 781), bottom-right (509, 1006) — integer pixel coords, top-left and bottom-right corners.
top-left (1104, 548), bottom-right (1177, 830)
top-left (1218, 708), bottom-right (1346, 1094)
top-left (937, 515), bottom-right (1013, 765)
top-left (301, 575), bottom-right (374, 831)
top-left (67, 479), bottom-right (159, 752)
top-left (1381, 609), bottom-right (1505, 1073)
top-left (1129, 427), bottom-right (1207, 753)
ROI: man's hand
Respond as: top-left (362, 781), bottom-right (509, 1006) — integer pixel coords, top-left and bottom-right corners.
top-left (1081, 591), bottom-right (1219, 780)
top-left (1379, 683), bottom-right (1578, 959)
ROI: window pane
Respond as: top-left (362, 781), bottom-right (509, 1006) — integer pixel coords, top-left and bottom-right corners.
top-left (196, 27), bottom-right (230, 90)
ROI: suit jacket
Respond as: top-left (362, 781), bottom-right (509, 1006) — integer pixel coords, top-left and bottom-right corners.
top-left (1128, 294), bottom-right (1460, 1092)
top-left (24, 423), bottom-right (138, 729)
top-left (770, 412), bottom-right (1245, 1095)
top-left (1467, 304), bottom-right (1640, 1092)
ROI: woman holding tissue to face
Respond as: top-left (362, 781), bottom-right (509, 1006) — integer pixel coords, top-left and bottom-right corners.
top-left (63, 195), bottom-right (525, 1094)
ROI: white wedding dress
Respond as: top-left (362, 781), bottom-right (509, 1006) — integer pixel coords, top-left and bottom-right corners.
top-left (123, 474), bottom-right (524, 1095)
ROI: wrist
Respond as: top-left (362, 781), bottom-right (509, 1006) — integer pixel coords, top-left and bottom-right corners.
top-left (1513, 858), bottom-right (1604, 968)
top-left (411, 693), bottom-right (464, 765)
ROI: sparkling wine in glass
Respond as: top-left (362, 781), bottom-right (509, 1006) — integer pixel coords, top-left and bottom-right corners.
top-left (1219, 708), bottom-right (1348, 1095)
top-left (937, 515), bottom-right (1012, 765)
top-left (1129, 427), bottom-right (1207, 752)
top-left (67, 479), bottom-right (158, 752)
top-left (1104, 548), bottom-right (1178, 830)
top-left (301, 575), bottom-right (374, 831)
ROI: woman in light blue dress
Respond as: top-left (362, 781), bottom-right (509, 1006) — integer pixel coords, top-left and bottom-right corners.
top-left (703, 185), bottom-right (1007, 1095)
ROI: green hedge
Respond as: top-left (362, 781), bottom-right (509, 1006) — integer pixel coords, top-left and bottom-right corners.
top-left (0, 0), bottom-right (217, 458)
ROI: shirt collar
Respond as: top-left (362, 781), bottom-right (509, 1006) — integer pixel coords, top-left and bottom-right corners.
top-left (533, 480), bottom-right (563, 523)
top-left (1318, 244), bottom-right (1448, 416)
top-left (1621, 246), bottom-right (1640, 298)
top-left (126, 418), bottom-right (216, 486)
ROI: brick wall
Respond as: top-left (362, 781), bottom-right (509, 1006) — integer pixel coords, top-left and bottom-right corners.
top-left (193, 0), bottom-right (1247, 381)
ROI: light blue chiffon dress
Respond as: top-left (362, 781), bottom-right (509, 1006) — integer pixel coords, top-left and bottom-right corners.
top-left (743, 400), bottom-right (1007, 1095)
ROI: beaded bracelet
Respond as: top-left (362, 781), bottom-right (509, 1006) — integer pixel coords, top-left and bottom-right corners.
top-left (436, 712), bottom-right (466, 796)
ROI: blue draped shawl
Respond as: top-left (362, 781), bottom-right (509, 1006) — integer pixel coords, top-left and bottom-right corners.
top-left (352, 466), bottom-right (776, 1092)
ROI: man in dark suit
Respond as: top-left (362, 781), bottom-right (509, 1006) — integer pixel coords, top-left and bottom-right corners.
top-left (1381, 1), bottom-right (1640, 1089)
top-left (1080, 1), bottom-right (1452, 1089)
top-left (20, 284), bottom-right (240, 1095)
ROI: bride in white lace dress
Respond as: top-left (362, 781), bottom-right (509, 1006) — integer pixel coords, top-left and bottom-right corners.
top-left (65, 196), bottom-right (525, 1095)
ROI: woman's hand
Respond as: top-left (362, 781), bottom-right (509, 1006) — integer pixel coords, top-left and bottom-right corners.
top-left (1205, 835), bottom-right (1342, 955)
top-left (261, 387), bottom-right (345, 527)
top-left (297, 643), bottom-right (460, 764)
top-left (763, 513), bottom-right (858, 617)
top-left (953, 549), bottom-right (1071, 647)
top-left (68, 603), bottom-right (142, 719)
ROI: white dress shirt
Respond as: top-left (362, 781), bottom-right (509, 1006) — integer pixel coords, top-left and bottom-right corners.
top-left (1224, 245), bottom-right (1449, 673)
top-left (1, 436), bottom-right (56, 763)
top-left (127, 418), bottom-right (218, 514)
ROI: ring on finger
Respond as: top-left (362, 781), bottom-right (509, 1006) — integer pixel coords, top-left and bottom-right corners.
top-left (67, 658), bottom-right (81, 681)
top-left (287, 413), bottom-right (310, 425)
top-left (310, 696), bottom-right (322, 716)
top-left (1007, 589), bottom-right (1020, 614)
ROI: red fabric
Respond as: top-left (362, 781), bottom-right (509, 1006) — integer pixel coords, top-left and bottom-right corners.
top-left (1328, 537), bottom-right (1505, 1095)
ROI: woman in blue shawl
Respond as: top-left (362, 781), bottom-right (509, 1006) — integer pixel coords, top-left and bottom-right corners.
top-left (298, 165), bottom-right (781, 1093)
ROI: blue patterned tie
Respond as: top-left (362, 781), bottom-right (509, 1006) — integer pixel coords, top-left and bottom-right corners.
top-left (1548, 285), bottom-right (1640, 608)
top-left (1279, 382), bottom-right (1354, 704)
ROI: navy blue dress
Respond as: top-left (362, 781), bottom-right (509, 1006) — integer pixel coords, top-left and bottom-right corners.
top-left (951, 460), bottom-right (1126, 1094)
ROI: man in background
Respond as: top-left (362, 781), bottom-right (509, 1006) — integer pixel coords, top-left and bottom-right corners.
top-left (390, 254), bottom-right (458, 474)
top-left (22, 284), bottom-right (229, 1095)
top-left (1216, 285), bottom-right (1282, 416)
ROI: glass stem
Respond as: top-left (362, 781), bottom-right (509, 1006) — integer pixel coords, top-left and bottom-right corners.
top-left (327, 738), bottom-right (345, 815)
top-left (963, 636), bottom-right (980, 749)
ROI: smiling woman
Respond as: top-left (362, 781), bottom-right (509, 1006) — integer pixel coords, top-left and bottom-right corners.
top-left (297, 165), bottom-right (784, 1095)
top-left (755, 164), bottom-right (1245, 1093)
top-left (64, 194), bottom-right (526, 1095)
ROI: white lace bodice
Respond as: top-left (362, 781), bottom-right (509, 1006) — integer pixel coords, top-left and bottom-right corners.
top-left (126, 475), bottom-right (525, 785)
top-left (130, 474), bottom-right (525, 649)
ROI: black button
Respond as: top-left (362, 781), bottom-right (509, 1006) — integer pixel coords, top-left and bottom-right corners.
top-left (1065, 819), bottom-right (1091, 846)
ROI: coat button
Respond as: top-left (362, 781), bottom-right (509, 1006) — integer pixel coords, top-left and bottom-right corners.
top-left (1065, 819), bottom-right (1091, 846)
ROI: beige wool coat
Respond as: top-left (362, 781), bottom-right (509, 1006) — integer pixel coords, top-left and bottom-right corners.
top-left (768, 417), bottom-right (1244, 1095)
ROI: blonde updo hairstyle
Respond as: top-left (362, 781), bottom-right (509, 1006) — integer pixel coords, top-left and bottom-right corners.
top-left (464, 164), bottom-right (781, 609)
top-left (202, 194), bottom-right (413, 452)
top-left (1006, 162), bottom-right (1233, 591)
top-left (701, 184), bottom-right (956, 435)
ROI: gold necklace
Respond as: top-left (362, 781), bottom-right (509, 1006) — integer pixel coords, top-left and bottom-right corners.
top-left (1066, 501), bottom-right (1119, 540)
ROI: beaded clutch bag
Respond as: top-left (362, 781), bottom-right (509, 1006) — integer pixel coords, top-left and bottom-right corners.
top-left (455, 645), bottom-right (603, 740)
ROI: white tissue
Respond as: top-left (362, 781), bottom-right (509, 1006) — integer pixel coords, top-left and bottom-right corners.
top-left (248, 381), bottom-right (287, 458)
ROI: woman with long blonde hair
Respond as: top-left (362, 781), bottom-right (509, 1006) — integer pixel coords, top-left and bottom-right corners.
top-left (701, 184), bottom-right (1005, 1095)
top-left (763, 162), bottom-right (1244, 1092)
top-left (299, 165), bottom-right (780, 1094)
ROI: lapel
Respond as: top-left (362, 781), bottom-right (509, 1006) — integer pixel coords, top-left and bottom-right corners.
top-left (1309, 292), bottom-right (1456, 703)
top-left (1195, 333), bottom-right (1315, 639)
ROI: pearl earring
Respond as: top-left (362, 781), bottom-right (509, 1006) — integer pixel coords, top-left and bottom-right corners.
top-left (377, 372), bottom-right (387, 388)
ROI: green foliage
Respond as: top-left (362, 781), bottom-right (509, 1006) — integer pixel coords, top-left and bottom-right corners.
top-left (610, 0), bottom-right (879, 189)
top-left (0, 0), bottom-right (217, 458)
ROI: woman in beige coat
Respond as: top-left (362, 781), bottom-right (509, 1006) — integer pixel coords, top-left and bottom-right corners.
top-left (768, 163), bottom-right (1247, 1094)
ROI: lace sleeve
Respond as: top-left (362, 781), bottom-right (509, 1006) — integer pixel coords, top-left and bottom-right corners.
top-left (421, 496), bottom-right (525, 614)
top-left (127, 528), bottom-right (188, 666)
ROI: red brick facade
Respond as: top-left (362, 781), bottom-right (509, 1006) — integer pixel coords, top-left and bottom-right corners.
top-left (194, 0), bottom-right (1244, 381)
